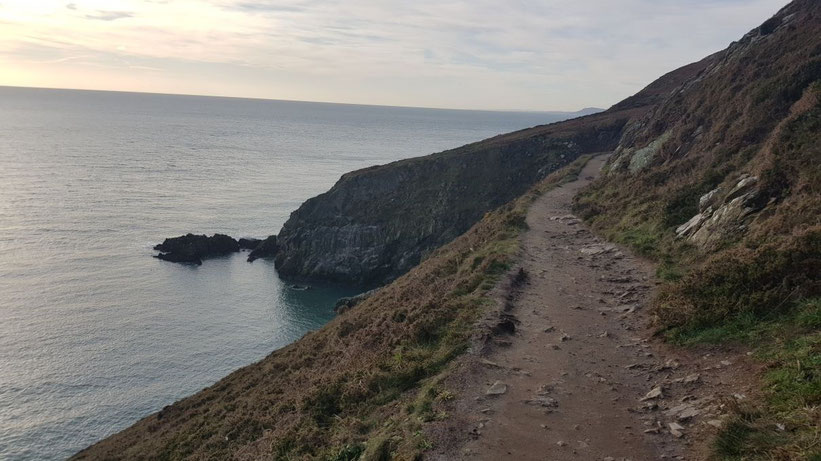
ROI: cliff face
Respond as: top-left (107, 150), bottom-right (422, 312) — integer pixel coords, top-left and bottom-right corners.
top-left (274, 124), bottom-right (615, 286)
top-left (274, 60), bottom-right (712, 286)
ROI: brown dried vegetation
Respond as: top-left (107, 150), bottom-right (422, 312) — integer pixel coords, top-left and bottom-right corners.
top-left (72, 157), bottom-right (589, 460)
top-left (574, 2), bottom-right (820, 458)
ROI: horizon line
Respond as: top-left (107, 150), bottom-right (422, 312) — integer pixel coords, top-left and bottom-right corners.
top-left (0, 84), bottom-right (605, 115)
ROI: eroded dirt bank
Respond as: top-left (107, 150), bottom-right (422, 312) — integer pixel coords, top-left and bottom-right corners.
top-left (428, 155), bottom-right (759, 461)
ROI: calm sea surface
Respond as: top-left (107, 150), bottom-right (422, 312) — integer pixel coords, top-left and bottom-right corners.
top-left (0, 87), bottom-right (578, 460)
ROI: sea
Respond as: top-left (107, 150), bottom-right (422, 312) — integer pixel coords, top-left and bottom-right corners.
top-left (0, 86), bottom-right (586, 460)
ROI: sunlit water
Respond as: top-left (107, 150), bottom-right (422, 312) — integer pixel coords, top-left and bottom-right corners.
top-left (0, 87), bottom-right (576, 460)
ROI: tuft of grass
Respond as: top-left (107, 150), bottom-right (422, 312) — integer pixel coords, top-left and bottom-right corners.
top-left (679, 298), bottom-right (821, 461)
top-left (658, 227), bottom-right (820, 336)
top-left (328, 443), bottom-right (365, 461)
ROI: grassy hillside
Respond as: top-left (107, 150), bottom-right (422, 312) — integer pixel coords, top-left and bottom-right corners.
top-left (73, 158), bottom-right (591, 461)
top-left (574, 1), bottom-right (820, 458)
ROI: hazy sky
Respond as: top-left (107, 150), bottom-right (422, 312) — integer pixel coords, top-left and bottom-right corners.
top-left (0, 0), bottom-right (789, 110)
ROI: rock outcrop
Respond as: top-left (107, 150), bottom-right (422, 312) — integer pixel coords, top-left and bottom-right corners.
top-left (247, 235), bottom-right (278, 262)
top-left (238, 238), bottom-right (262, 250)
top-left (675, 175), bottom-right (763, 248)
top-left (154, 233), bottom-right (240, 265)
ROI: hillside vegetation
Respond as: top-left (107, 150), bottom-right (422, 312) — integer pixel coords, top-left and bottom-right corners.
top-left (574, 1), bottom-right (820, 458)
top-left (73, 158), bottom-right (591, 460)
top-left (74, 1), bottom-right (819, 459)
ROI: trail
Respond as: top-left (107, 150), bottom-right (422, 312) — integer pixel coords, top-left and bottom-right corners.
top-left (429, 155), bottom-right (757, 461)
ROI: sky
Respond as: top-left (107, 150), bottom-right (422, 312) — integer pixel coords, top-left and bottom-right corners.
top-left (0, 0), bottom-right (790, 111)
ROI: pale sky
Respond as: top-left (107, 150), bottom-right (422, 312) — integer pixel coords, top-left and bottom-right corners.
top-left (0, 0), bottom-right (789, 111)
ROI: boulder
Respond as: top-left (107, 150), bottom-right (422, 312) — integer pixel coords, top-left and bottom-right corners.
top-left (154, 233), bottom-right (240, 264)
top-left (247, 235), bottom-right (278, 262)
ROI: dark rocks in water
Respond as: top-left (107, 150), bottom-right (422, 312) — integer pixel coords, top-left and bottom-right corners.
top-left (247, 235), bottom-right (278, 262)
top-left (238, 238), bottom-right (262, 250)
top-left (155, 251), bottom-right (202, 265)
top-left (334, 289), bottom-right (378, 313)
top-left (154, 233), bottom-right (240, 264)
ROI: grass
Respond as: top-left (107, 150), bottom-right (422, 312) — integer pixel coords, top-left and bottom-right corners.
top-left (708, 299), bottom-right (820, 460)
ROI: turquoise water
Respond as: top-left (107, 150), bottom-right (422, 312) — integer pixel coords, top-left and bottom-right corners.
top-left (0, 87), bottom-right (579, 460)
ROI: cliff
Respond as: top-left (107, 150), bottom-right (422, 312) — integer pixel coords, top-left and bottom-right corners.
top-left (273, 60), bottom-right (712, 286)
top-left (73, 1), bottom-right (819, 459)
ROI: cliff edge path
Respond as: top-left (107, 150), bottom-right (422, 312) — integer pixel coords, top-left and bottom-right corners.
top-left (430, 155), bottom-right (756, 460)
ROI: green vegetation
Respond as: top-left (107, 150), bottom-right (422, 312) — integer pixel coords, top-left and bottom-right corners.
top-left (708, 299), bottom-right (820, 460)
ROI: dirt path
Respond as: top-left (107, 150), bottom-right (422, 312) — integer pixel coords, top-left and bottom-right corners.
top-left (428, 155), bottom-right (759, 461)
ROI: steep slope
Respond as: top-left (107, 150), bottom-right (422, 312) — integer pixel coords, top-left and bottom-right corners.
top-left (274, 59), bottom-right (713, 286)
top-left (574, 0), bottom-right (820, 457)
top-left (575, 0), bottom-right (820, 328)
top-left (73, 2), bottom-right (819, 459)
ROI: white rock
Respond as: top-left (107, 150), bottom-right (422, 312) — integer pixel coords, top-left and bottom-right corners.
top-left (669, 422), bottom-right (685, 438)
top-left (678, 407), bottom-right (700, 421)
top-left (486, 381), bottom-right (508, 395)
top-left (698, 188), bottom-right (720, 212)
top-left (526, 396), bottom-right (558, 408)
top-left (641, 386), bottom-right (664, 401)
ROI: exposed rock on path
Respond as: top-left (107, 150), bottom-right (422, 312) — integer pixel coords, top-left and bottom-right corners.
top-left (427, 155), bottom-right (759, 460)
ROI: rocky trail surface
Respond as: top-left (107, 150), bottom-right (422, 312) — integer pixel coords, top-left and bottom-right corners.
top-left (428, 155), bottom-right (760, 460)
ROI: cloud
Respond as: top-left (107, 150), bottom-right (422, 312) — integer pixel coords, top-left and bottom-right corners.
top-left (84, 10), bottom-right (133, 21)
top-left (65, 3), bottom-right (76, 10)
top-left (0, 0), bottom-right (792, 110)
top-left (231, 2), bottom-right (305, 13)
